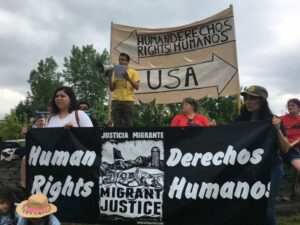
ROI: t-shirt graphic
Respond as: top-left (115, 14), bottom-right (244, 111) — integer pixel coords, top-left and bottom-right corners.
top-left (115, 79), bottom-right (127, 89)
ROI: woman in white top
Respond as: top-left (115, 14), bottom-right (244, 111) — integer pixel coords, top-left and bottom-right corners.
top-left (46, 86), bottom-right (93, 127)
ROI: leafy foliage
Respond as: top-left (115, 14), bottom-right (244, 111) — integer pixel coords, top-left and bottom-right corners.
top-left (14, 97), bottom-right (34, 125)
top-left (63, 46), bottom-right (109, 122)
top-left (133, 100), bottom-right (178, 127)
top-left (0, 111), bottom-right (22, 140)
top-left (2, 44), bottom-right (239, 142)
top-left (28, 57), bottom-right (63, 111)
top-left (133, 96), bottom-right (238, 126)
top-left (198, 96), bottom-right (239, 125)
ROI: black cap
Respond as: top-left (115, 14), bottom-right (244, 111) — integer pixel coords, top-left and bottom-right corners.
top-left (240, 85), bottom-right (268, 100)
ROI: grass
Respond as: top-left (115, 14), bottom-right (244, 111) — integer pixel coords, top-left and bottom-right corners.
top-left (278, 215), bottom-right (300, 225)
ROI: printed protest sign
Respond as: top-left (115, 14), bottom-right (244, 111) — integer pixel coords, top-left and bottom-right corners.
top-left (26, 121), bottom-right (275, 225)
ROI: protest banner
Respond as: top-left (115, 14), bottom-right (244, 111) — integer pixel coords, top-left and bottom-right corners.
top-left (110, 6), bottom-right (239, 103)
top-left (26, 121), bottom-right (275, 225)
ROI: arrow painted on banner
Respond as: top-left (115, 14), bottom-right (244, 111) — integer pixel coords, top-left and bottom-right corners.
top-left (137, 54), bottom-right (237, 95)
top-left (114, 17), bottom-right (235, 64)
top-left (115, 30), bottom-right (139, 63)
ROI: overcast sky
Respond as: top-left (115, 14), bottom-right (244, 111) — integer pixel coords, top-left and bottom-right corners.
top-left (0, 0), bottom-right (300, 119)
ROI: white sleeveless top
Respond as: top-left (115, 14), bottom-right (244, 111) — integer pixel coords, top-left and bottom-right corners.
top-left (45, 110), bottom-right (93, 127)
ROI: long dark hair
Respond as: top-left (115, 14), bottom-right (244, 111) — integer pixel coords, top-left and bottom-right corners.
top-left (236, 97), bottom-right (273, 121)
top-left (51, 86), bottom-right (78, 115)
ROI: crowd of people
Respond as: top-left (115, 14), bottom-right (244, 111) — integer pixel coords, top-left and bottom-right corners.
top-left (1, 52), bottom-right (299, 225)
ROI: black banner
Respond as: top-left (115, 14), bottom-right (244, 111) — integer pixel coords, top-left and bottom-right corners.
top-left (26, 121), bottom-right (276, 225)
top-left (26, 128), bottom-right (101, 223)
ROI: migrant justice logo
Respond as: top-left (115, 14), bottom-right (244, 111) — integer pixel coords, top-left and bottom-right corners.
top-left (99, 133), bottom-right (165, 223)
top-left (26, 123), bottom-right (274, 225)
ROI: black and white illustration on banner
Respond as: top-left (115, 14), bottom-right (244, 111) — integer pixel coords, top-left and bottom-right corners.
top-left (99, 140), bottom-right (164, 222)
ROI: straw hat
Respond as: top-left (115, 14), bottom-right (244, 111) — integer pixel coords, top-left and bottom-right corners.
top-left (16, 193), bottom-right (57, 218)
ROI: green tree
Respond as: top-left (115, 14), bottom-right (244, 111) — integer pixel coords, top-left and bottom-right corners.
top-left (63, 45), bottom-right (109, 123)
top-left (28, 57), bottom-right (63, 111)
top-left (0, 111), bottom-right (22, 141)
top-left (133, 100), bottom-right (176, 126)
top-left (14, 97), bottom-right (34, 125)
top-left (199, 96), bottom-right (239, 125)
top-left (133, 96), bottom-right (239, 127)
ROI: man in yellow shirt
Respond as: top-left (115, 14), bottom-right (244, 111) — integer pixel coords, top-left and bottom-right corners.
top-left (109, 53), bottom-right (140, 126)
